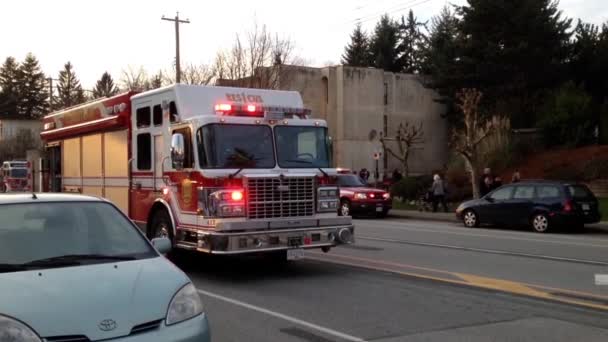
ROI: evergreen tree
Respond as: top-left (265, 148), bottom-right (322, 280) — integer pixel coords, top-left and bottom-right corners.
top-left (0, 57), bottom-right (20, 117)
top-left (457, 0), bottom-right (572, 127)
top-left (55, 62), bottom-right (85, 109)
top-left (420, 6), bottom-right (463, 123)
top-left (369, 15), bottom-right (401, 72)
top-left (17, 53), bottom-right (48, 118)
top-left (341, 24), bottom-right (372, 67)
top-left (92, 72), bottom-right (119, 98)
top-left (396, 10), bottom-right (427, 73)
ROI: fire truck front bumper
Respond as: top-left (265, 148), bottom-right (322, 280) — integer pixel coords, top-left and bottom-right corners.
top-left (175, 216), bottom-right (354, 255)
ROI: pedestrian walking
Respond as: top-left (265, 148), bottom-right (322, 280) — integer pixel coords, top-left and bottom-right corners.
top-left (479, 168), bottom-right (493, 197)
top-left (511, 170), bottom-right (521, 183)
top-left (392, 169), bottom-right (403, 183)
top-left (431, 174), bottom-right (448, 213)
top-left (493, 176), bottom-right (503, 190)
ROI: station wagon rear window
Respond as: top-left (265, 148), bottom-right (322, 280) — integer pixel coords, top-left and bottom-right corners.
top-left (568, 185), bottom-right (594, 200)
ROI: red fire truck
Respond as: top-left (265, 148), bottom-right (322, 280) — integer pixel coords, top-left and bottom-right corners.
top-left (40, 84), bottom-right (354, 259)
top-left (1, 160), bottom-right (31, 192)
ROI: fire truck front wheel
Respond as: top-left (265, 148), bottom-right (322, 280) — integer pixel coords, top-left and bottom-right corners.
top-left (149, 209), bottom-right (174, 243)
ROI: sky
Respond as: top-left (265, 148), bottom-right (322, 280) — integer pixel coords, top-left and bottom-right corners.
top-left (1, 0), bottom-right (606, 89)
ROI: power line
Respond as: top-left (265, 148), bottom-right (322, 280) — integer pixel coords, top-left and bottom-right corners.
top-left (349, 0), bottom-right (435, 25)
top-left (348, 0), bottom-right (422, 24)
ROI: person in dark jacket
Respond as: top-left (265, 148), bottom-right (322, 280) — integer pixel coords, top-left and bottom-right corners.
top-left (479, 168), bottom-right (493, 197)
top-left (392, 169), bottom-right (403, 182)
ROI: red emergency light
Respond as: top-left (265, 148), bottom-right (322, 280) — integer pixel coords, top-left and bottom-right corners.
top-left (214, 103), bottom-right (264, 117)
top-left (215, 103), bottom-right (233, 112)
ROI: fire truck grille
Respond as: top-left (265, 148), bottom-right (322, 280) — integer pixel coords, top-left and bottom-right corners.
top-left (246, 177), bottom-right (315, 219)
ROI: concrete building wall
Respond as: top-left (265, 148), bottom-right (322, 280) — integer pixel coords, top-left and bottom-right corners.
top-left (271, 65), bottom-right (448, 178)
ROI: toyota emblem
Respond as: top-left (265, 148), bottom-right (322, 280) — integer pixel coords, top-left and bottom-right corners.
top-left (98, 319), bottom-right (117, 332)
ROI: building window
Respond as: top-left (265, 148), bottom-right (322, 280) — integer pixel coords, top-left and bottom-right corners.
top-left (153, 105), bottom-right (163, 126)
top-left (136, 107), bottom-right (151, 128)
top-left (137, 133), bottom-right (151, 170)
top-left (172, 127), bottom-right (193, 168)
top-left (384, 82), bottom-right (388, 105)
top-left (322, 77), bottom-right (329, 104)
top-left (383, 115), bottom-right (388, 135)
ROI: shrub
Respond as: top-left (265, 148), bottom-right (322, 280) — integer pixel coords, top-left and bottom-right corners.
top-left (537, 82), bottom-right (596, 148)
top-left (391, 175), bottom-right (433, 201)
top-left (545, 165), bottom-right (583, 181)
top-left (582, 158), bottom-right (608, 181)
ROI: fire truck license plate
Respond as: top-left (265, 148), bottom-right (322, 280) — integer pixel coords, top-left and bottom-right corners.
top-left (287, 248), bottom-right (304, 260)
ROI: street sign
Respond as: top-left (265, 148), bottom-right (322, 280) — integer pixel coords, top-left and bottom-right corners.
top-left (373, 152), bottom-right (380, 160)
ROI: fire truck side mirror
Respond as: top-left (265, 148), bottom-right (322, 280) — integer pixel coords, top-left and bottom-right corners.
top-left (171, 133), bottom-right (185, 170)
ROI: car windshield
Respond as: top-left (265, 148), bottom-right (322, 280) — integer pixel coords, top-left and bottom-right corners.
top-left (338, 175), bottom-right (366, 187)
top-left (197, 124), bottom-right (275, 168)
top-left (275, 126), bottom-right (331, 168)
top-left (568, 185), bottom-right (594, 200)
top-left (9, 169), bottom-right (27, 178)
top-left (0, 202), bottom-right (155, 268)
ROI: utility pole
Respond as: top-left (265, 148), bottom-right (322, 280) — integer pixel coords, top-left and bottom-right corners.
top-left (161, 12), bottom-right (190, 84)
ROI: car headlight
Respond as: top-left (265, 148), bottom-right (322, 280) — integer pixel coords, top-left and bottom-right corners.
top-left (166, 283), bottom-right (204, 326)
top-left (0, 315), bottom-right (41, 342)
top-left (354, 193), bottom-right (367, 200)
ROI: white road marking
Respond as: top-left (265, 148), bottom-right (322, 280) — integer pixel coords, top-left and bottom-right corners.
top-left (197, 288), bottom-right (366, 342)
top-left (355, 220), bottom-right (608, 248)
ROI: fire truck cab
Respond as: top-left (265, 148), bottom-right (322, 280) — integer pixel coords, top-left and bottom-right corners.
top-left (1, 161), bottom-right (30, 192)
top-left (41, 84), bottom-right (353, 258)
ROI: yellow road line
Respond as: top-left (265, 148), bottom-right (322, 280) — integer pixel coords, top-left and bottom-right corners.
top-left (307, 252), bottom-right (608, 311)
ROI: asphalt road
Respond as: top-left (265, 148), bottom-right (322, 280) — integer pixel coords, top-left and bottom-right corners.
top-left (175, 218), bottom-right (608, 342)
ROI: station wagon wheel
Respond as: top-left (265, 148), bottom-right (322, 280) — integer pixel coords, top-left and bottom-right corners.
top-left (338, 200), bottom-right (351, 217)
top-left (531, 213), bottom-right (550, 233)
top-left (463, 210), bottom-right (478, 228)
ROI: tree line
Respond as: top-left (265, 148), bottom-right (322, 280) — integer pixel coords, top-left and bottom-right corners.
top-left (0, 23), bottom-right (300, 120)
top-left (342, 1), bottom-right (608, 146)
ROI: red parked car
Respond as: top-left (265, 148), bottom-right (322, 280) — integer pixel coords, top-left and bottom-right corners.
top-left (337, 174), bottom-right (391, 217)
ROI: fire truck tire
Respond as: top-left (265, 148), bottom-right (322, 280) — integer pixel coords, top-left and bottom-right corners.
top-left (149, 209), bottom-right (174, 243)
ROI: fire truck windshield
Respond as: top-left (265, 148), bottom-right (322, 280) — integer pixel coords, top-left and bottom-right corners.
top-left (275, 126), bottom-right (331, 168)
top-left (197, 124), bottom-right (275, 169)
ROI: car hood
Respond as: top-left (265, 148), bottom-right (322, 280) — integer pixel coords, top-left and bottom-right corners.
top-left (0, 257), bottom-right (190, 340)
top-left (460, 198), bottom-right (486, 208)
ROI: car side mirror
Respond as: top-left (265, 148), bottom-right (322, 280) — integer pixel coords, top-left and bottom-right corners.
top-left (151, 237), bottom-right (172, 254)
top-left (486, 196), bottom-right (495, 203)
top-left (171, 133), bottom-right (185, 170)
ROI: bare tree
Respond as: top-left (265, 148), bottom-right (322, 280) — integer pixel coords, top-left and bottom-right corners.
top-left (451, 88), bottom-right (507, 199)
top-left (120, 65), bottom-right (150, 91)
top-left (213, 22), bottom-right (303, 89)
top-left (379, 121), bottom-right (424, 177)
top-left (163, 63), bottom-right (216, 85)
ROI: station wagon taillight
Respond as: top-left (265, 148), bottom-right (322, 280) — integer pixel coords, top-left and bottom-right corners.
top-left (563, 200), bottom-right (573, 213)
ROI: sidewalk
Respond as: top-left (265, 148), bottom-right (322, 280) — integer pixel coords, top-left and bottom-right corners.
top-left (389, 209), bottom-right (608, 230)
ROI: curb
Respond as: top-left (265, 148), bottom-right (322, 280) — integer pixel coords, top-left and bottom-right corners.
top-left (388, 210), bottom-right (608, 230)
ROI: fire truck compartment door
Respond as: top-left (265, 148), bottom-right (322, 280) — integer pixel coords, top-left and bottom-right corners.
top-left (154, 135), bottom-right (164, 190)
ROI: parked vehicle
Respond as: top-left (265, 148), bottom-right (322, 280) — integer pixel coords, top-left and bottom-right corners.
top-left (455, 180), bottom-right (602, 232)
top-left (40, 84), bottom-right (353, 260)
top-left (337, 174), bottom-right (391, 217)
top-left (0, 193), bottom-right (210, 341)
top-left (1, 160), bottom-right (30, 192)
